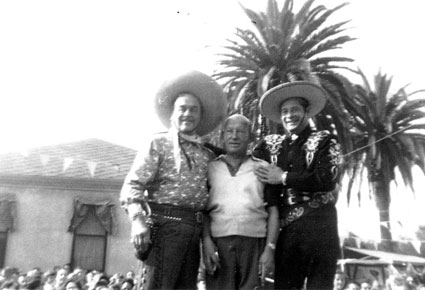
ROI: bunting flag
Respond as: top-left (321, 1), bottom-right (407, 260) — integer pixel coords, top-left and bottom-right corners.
top-left (411, 240), bottom-right (422, 254)
top-left (19, 151), bottom-right (122, 172)
top-left (87, 161), bottom-right (97, 177)
top-left (40, 154), bottom-right (50, 167)
top-left (63, 157), bottom-right (74, 172)
top-left (355, 237), bottom-right (362, 248)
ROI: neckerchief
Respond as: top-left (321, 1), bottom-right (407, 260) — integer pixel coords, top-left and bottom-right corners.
top-left (170, 127), bottom-right (202, 173)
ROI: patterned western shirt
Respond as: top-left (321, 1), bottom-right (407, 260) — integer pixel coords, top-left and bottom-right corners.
top-left (120, 131), bottom-right (214, 211)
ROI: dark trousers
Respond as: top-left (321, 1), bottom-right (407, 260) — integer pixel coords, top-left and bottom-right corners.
top-left (205, 236), bottom-right (265, 290)
top-left (141, 216), bottom-right (202, 290)
top-left (274, 205), bottom-right (340, 290)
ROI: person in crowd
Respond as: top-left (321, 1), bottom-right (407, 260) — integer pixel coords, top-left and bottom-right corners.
top-left (64, 281), bottom-right (82, 290)
top-left (119, 279), bottom-right (133, 290)
top-left (54, 268), bottom-right (68, 290)
top-left (124, 273), bottom-right (133, 282)
top-left (202, 114), bottom-right (279, 290)
top-left (17, 274), bottom-right (26, 289)
top-left (69, 268), bottom-right (85, 287)
top-left (42, 271), bottom-right (56, 290)
top-left (84, 271), bottom-right (96, 290)
top-left (24, 269), bottom-right (42, 290)
top-left (360, 280), bottom-right (372, 290)
top-left (345, 281), bottom-right (361, 290)
top-left (334, 270), bottom-right (348, 290)
top-left (120, 70), bottom-right (226, 290)
top-left (253, 81), bottom-right (343, 289)
top-left (108, 274), bottom-right (123, 287)
top-left (405, 275), bottom-right (418, 290)
top-left (0, 279), bottom-right (20, 290)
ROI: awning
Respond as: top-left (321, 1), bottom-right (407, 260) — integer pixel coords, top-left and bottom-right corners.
top-left (345, 247), bottom-right (425, 265)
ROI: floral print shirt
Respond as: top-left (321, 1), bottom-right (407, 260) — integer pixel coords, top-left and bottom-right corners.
top-left (120, 131), bottom-right (214, 211)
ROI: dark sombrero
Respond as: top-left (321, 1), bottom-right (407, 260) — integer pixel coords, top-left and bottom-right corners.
top-left (155, 70), bottom-right (226, 136)
top-left (259, 81), bottom-right (328, 123)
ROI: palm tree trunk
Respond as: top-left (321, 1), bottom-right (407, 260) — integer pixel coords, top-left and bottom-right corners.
top-left (372, 176), bottom-right (393, 251)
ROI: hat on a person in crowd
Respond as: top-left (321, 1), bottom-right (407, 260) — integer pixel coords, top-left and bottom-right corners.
top-left (155, 70), bottom-right (227, 136)
top-left (259, 81), bottom-right (328, 123)
top-left (25, 271), bottom-right (42, 290)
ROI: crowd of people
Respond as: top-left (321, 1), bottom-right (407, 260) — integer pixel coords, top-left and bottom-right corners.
top-left (333, 269), bottom-right (425, 290)
top-left (0, 265), bottom-right (138, 290)
top-left (2, 264), bottom-right (425, 290)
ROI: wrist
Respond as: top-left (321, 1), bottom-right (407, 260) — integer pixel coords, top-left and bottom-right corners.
top-left (266, 242), bottom-right (276, 251)
top-left (130, 210), bottom-right (146, 221)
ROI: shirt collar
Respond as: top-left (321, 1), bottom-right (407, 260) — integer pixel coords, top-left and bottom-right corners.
top-left (288, 125), bottom-right (313, 141)
top-left (215, 154), bottom-right (257, 162)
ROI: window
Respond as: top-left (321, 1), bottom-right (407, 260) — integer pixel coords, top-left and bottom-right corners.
top-left (0, 231), bottom-right (7, 268)
top-left (68, 198), bottom-right (115, 272)
top-left (0, 196), bottom-right (15, 268)
top-left (71, 205), bottom-right (107, 271)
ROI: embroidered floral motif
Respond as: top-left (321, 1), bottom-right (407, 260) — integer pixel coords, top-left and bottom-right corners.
top-left (308, 191), bottom-right (335, 208)
top-left (329, 138), bottom-right (343, 179)
top-left (282, 207), bottom-right (304, 226)
top-left (304, 130), bottom-right (330, 167)
top-left (264, 134), bottom-right (285, 165)
top-left (281, 191), bottom-right (336, 227)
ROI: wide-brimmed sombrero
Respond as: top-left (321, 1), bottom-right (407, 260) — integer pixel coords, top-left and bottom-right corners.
top-left (259, 81), bottom-right (328, 123)
top-left (155, 70), bottom-right (226, 136)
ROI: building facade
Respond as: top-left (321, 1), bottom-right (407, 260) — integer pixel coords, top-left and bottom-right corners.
top-left (0, 139), bottom-right (139, 275)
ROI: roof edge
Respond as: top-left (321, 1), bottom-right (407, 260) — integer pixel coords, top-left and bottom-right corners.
top-left (0, 175), bottom-right (124, 192)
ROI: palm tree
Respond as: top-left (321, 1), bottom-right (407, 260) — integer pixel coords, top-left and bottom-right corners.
top-left (344, 69), bottom-right (425, 250)
top-left (213, 0), bottom-right (357, 153)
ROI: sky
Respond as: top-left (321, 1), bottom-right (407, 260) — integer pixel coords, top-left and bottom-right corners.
top-left (1, 0), bottom-right (425, 153)
top-left (1, 0), bottom-right (425, 240)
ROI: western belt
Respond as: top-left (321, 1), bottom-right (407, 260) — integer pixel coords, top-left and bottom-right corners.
top-left (149, 203), bottom-right (204, 224)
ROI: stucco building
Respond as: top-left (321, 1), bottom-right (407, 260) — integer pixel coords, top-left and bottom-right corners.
top-left (0, 139), bottom-right (139, 275)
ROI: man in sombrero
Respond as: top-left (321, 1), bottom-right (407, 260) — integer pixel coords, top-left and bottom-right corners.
top-left (120, 70), bottom-right (226, 290)
top-left (252, 81), bottom-right (343, 290)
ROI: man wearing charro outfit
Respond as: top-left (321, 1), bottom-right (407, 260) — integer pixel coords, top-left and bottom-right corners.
top-left (120, 71), bottom-right (226, 290)
top-left (253, 81), bottom-right (343, 290)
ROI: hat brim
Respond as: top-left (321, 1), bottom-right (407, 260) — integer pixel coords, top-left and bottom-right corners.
top-left (155, 70), bottom-right (226, 136)
top-left (259, 81), bottom-right (327, 124)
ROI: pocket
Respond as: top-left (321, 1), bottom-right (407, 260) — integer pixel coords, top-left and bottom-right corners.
top-left (159, 220), bottom-right (181, 240)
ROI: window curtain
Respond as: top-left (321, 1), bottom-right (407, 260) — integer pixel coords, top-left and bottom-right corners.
top-left (68, 197), bottom-right (116, 235)
top-left (0, 195), bottom-right (16, 232)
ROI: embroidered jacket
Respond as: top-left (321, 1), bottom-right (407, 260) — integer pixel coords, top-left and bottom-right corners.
top-left (252, 126), bottom-right (342, 225)
top-left (120, 131), bottom-right (215, 211)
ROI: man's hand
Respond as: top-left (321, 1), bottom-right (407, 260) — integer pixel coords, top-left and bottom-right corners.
top-left (255, 164), bottom-right (284, 184)
top-left (202, 237), bottom-right (220, 275)
top-left (131, 218), bottom-right (151, 252)
top-left (259, 247), bottom-right (275, 286)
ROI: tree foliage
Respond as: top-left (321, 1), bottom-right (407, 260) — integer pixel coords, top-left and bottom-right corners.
top-left (213, 0), bottom-right (356, 153)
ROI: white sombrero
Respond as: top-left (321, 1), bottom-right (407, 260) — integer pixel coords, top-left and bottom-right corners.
top-left (155, 70), bottom-right (227, 136)
top-left (259, 81), bottom-right (328, 123)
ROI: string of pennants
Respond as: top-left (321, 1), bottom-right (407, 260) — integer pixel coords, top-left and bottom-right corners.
top-left (20, 150), bottom-right (122, 178)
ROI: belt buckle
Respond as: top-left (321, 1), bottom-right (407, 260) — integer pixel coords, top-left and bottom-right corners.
top-left (195, 212), bottom-right (203, 223)
top-left (287, 196), bottom-right (296, 205)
